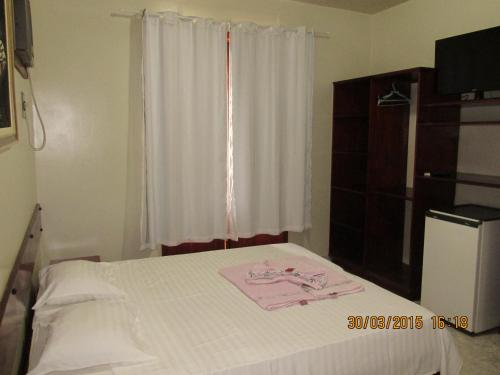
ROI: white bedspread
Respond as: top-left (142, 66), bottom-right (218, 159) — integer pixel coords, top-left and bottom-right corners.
top-left (30, 243), bottom-right (462, 375)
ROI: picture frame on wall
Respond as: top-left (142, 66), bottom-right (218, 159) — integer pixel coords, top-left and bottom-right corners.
top-left (0, 0), bottom-right (17, 146)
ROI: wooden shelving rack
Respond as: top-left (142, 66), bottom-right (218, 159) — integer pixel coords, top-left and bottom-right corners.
top-left (330, 67), bottom-right (500, 299)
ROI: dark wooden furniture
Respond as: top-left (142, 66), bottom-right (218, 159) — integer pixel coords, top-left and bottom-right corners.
top-left (228, 232), bottom-right (288, 248)
top-left (162, 233), bottom-right (288, 256)
top-left (330, 67), bottom-right (500, 299)
top-left (50, 255), bottom-right (101, 265)
top-left (0, 204), bottom-right (42, 375)
top-left (162, 239), bottom-right (226, 256)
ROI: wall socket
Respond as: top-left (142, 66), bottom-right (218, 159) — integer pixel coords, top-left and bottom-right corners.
top-left (21, 91), bottom-right (27, 119)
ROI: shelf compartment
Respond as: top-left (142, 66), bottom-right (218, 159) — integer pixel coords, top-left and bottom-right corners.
top-left (367, 77), bottom-right (411, 194)
top-left (372, 187), bottom-right (414, 201)
top-left (330, 224), bottom-right (364, 266)
top-left (365, 230), bottom-right (413, 298)
top-left (333, 79), bottom-right (370, 116)
top-left (332, 186), bottom-right (366, 196)
top-left (364, 262), bottom-right (412, 298)
top-left (333, 113), bottom-right (368, 119)
top-left (362, 197), bottom-right (415, 299)
top-left (330, 254), bottom-right (364, 275)
top-left (331, 188), bottom-right (366, 229)
top-left (419, 120), bottom-right (500, 127)
top-left (416, 172), bottom-right (500, 189)
top-left (415, 126), bottom-right (459, 176)
top-left (331, 153), bottom-right (368, 191)
top-left (423, 97), bottom-right (500, 108)
top-left (365, 195), bottom-right (407, 270)
top-left (333, 117), bottom-right (369, 153)
top-left (333, 151), bottom-right (368, 156)
top-left (331, 221), bottom-right (363, 233)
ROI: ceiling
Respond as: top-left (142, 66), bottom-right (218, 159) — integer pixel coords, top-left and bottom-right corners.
top-left (294, 0), bottom-right (410, 14)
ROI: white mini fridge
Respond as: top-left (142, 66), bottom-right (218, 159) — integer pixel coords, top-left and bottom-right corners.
top-left (421, 205), bottom-right (500, 333)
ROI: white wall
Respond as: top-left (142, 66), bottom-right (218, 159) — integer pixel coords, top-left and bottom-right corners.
top-left (371, 0), bottom-right (500, 209)
top-left (455, 107), bottom-right (500, 207)
top-left (0, 71), bottom-right (36, 295)
top-left (31, 0), bottom-right (371, 260)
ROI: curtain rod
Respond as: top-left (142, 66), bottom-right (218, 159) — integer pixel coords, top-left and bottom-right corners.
top-left (110, 10), bottom-right (331, 39)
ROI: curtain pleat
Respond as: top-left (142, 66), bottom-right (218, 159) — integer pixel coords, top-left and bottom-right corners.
top-left (141, 13), bottom-right (229, 248)
top-left (230, 24), bottom-right (314, 238)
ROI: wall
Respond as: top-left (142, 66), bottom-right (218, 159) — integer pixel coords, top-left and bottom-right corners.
top-left (370, 0), bottom-right (500, 208)
top-left (370, 0), bottom-right (500, 74)
top-left (30, 0), bottom-right (371, 260)
top-left (27, 0), bottom-right (500, 263)
top-left (0, 71), bottom-right (37, 295)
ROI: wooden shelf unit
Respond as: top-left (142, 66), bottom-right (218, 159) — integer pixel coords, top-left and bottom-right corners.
top-left (416, 172), bottom-right (500, 189)
top-left (373, 187), bottom-right (414, 201)
top-left (330, 67), bottom-right (484, 300)
top-left (423, 97), bottom-right (500, 107)
top-left (331, 186), bottom-right (366, 196)
top-left (419, 120), bottom-right (500, 127)
top-left (330, 77), bottom-right (370, 269)
top-left (332, 150), bottom-right (368, 156)
top-left (334, 114), bottom-right (369, 119)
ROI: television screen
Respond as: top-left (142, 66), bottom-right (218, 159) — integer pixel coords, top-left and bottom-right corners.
top-left (435, 26), bottom-right (500, 95)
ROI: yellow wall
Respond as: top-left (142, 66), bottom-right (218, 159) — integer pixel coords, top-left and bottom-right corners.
top-left (30, 0), bottom-right (371, 260)
top-left (0, 71), bottom-right (36, 294)
top-left (27, 0), bottom-right (500, 263)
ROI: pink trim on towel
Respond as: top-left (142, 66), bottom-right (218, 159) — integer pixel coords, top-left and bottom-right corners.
top-left (219, 256), bottom-right (364, 311)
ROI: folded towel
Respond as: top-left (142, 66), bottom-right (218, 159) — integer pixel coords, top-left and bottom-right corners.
top-left (246, 260), bottom-right (328, 290)
top-left (220, 256), bottom-right (364, 311)
top-left (303, 280), bottom-right (364, 298)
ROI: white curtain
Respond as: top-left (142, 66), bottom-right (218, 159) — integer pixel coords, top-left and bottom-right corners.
top-left (230, 24), bottom-right (314, 238)
top-left (141, 13), bottom-right (229, 248)
top-left (122, 17), bottom-right (150, 259)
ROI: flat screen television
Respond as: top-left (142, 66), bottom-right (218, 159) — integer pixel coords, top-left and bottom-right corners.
top-left (435, 26), bottom-right (500, 95)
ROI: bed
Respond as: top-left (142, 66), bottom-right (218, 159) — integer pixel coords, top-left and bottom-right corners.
top-left (28, 242), bottom-right (461, 375)
top-left (0, 205), bottom-right (42, 375)
top-left (0, 206), bottom-right (462, 375)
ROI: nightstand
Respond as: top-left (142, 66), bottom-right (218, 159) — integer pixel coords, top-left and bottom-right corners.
top-left (50, 255), bottom-right (101, 265)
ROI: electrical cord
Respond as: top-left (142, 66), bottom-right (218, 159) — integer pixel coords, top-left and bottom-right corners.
top-left (26, 68), bottom-right (46, 151)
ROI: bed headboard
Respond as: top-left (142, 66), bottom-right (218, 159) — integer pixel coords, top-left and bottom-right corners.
top-left (0, 204), bottom-right (42, 375)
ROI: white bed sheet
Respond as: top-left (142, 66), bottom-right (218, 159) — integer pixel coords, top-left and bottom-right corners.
top-left (30, 243), bottom-right (462, 375)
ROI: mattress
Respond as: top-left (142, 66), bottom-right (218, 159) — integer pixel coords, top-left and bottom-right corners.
top-left (30, 243), bottom-right (462, 375)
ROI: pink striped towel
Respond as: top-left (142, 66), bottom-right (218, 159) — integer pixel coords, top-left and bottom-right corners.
top-left (219, 256), bottom-right (364, 311)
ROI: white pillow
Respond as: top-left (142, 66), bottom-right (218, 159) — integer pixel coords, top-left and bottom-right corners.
top-left (28, 300), bottom-right (156, 375)
top-left (34, 260), bottom-right (126, 310)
